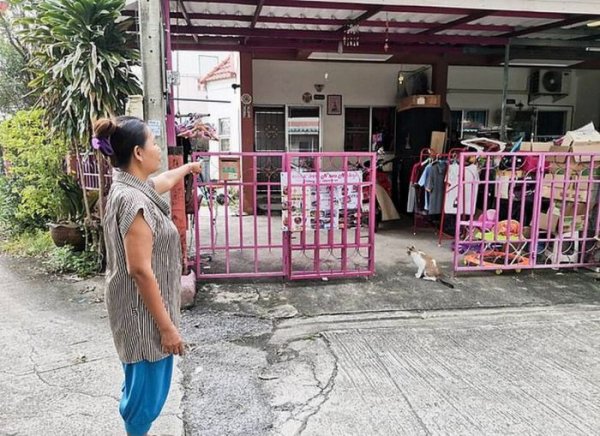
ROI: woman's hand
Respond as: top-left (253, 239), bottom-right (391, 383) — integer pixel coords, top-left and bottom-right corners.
top-left (160, 324), bottom-right (185, 356)
top-left (187, 162), bottom-right (203, 175)
top-left (151, 162), bottom-right (203, 194)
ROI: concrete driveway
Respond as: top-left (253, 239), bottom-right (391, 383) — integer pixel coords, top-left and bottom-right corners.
top-left (264, 306), bottom-right (600, 435)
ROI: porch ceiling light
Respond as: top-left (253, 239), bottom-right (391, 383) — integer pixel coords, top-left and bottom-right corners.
top-left (587, 20), bottom-right (600, 27)
top-left (308, 52), bottom-right (393, 62)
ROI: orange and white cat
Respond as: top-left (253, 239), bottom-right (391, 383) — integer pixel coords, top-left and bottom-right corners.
top-left (407, 246), bottom-right (454, 288)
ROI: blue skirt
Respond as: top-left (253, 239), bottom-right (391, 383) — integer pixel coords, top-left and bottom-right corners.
top-left (119, 355), bottom-right (174, 436)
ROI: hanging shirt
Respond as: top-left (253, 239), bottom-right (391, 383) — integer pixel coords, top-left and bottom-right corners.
top-left (407, 162), bottom-right (421, 213)
top-left (426, 161), bottom-right (447, 215)
top-left (418, 163), bottom-right (432, 211)
top-left (444, 162), bottom-right (479, 216)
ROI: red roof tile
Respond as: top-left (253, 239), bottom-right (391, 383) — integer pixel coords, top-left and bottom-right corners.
top-left (198, 54), bottom-right (236, 89)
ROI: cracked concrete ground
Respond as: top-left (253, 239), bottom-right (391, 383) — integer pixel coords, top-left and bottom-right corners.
top-left (296, 306), bottom-right (600, 435)
top-left (3, 221), bottom-right (600, 435)
top-left (180, 302), bottom-right (600, 435)
top-left (0, 257), bottom-right (183, 436)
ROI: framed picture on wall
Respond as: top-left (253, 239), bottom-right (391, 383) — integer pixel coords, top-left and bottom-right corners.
top-left (327, 95), bottom-right (342, 115)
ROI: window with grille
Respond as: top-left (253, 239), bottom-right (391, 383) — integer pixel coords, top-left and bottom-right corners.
top-left (344, 107), bottom-right (395, 152)
top-left (451, 109), bottom-right (488, 139)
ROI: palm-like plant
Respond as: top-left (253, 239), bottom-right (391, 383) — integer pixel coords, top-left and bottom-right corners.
top-left (21, 0), bottom-right (141, 139)
top-left (19, 0), bottom-right (142, 251)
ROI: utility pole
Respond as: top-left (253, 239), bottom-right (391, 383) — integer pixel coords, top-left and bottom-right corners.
top-left (138, 0), bottom-right (168, 174)
top-left (138, 0), bottom-right (188, 268)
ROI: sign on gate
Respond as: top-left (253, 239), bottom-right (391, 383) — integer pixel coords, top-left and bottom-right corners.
top-left (190, 152), bottom-right (377, 280)
top-left (280, 171), bottom-right (362, 232)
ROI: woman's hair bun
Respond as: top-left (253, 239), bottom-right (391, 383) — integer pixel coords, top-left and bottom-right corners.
top-left (93, 118), bottom-right (118, 138)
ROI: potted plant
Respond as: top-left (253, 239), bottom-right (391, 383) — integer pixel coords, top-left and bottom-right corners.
top-left (48, 175), bottom-right (97, 251)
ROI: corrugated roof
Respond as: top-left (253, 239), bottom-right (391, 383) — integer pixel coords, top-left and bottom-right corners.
top-left (134, 1), bottom-right (600, 66)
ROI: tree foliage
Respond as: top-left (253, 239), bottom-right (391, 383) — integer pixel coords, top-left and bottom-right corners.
top-left (0, 0), bottom-right (35, 114)
top-left (0, 39), bottom-right (32, 113)
top-left (19, 0), bottom-right (142, 142)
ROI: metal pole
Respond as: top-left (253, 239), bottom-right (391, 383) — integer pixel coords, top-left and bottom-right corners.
top-left (162, 0), bottom-right (176, 148)
top-left (138, 0), bottom-right (168, 174)
top-left (500, 42), bottom-right (510, 142)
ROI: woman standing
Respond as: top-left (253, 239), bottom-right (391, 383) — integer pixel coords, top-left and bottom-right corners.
top-left (93, 116), bottom-right (201, 436)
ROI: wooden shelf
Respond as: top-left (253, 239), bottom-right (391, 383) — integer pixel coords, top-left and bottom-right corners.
top-left (397, 95), bottom-right (442, 112)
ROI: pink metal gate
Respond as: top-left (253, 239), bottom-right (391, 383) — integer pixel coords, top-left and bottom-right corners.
top-left (453, 151), bottom-right (600, 273)
top-left (190, 151), bottom-right (376, 280)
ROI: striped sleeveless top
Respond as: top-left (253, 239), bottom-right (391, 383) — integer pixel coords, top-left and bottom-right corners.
top-left (104, 170), bottom-right (182, 363)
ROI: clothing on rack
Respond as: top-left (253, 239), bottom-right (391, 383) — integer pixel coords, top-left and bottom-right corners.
top-left (426, 160), bottom-right (447, 215)
top-left (407, 162), bottom-right (422, 213)
top-left (444, 162), bottom-right (479, 216)
top-left (417, 163), bottom-right (433, 211)
top-left (409, 158), bottom-right (448, 215)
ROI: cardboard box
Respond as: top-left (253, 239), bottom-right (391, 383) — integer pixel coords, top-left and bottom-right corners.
top-left (545, 145), bottom-right (569, 164)
top-left (542, 173), bottom-right (571, 200)
top-left (541, 172), bottom-right (598, 203)
top-left (571, 141), bottom-right (600, 163)
top-left (551, 128), bottom-right (600, 163)
top-left (397, 94), bottom-right (441, 112)
top-left (527, 141), bottom-right (553, 152)
top-left (562, 130), bottom-right (600, 147)
top-left (538, 202), bottom-right (587, 234)
top-left (545, 144), bottom-right (600, 169)
top-left (430, 131), bottom-right (446, 154)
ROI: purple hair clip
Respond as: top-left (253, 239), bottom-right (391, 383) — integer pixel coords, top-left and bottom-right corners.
top-left (91, 136), bottom-right (114, 156)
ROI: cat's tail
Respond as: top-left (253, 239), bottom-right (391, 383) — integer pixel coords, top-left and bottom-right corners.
top-left (439, 278), bottom-right (455, 289)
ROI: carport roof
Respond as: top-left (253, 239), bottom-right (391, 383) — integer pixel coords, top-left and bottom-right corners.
top-left (146, 1), bottom-right (600, 67)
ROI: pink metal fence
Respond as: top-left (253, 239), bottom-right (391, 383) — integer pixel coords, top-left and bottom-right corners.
top-left (190, 151), bottom-right (377, 280)
top-left (453, 151), bottom-right (600, 274)
top-left (79, 153), bottom-right (112, 191)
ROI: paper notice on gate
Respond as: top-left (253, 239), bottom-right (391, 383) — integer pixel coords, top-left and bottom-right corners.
top-left (281, 171), bottom-right (362, 231)
top-left (281, 171), bottom-right (309, 232)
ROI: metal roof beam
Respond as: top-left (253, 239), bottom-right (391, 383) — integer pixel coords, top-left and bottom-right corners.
top-left (420, 10), bottom-right (492, 35)
top-left (171, 25), bottom-right (508, 45)
top-left (168, 12), bottom-right (514, 32)
top-left (176, 0), bottom-right (198, 43)
top-left (250, 0), bottom-right (265, 29)
top-left (170, 35), bottom-right (465, 53)
top-left (179, 0), bottom-right (572, 19)
top-left (338, 6), bottom-right (383, 32)
top-left (502, 15), bottom-right (598, 38)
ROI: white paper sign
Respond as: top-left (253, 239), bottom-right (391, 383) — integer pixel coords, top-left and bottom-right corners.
top-left (281, 171), bottom-right (362, 231)
top-left (148, 119), bottom-right (162, 137)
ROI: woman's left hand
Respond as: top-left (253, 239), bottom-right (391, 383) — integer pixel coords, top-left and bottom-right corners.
top-left (187, 162), bottom-right (203, 174)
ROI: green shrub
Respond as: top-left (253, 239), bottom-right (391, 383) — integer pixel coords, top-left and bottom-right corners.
top-left (43, 247), bottom-right (100, 278)
top-left (0, 109), bottom-right (68, 234)
top-left (0, 229), bottom-right (99, 278)
top-left (0, 229), bottom-right (55, 257)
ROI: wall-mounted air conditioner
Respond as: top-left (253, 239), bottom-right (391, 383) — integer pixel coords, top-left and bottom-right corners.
top-left (529, 69), bottom-right (571, 96)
